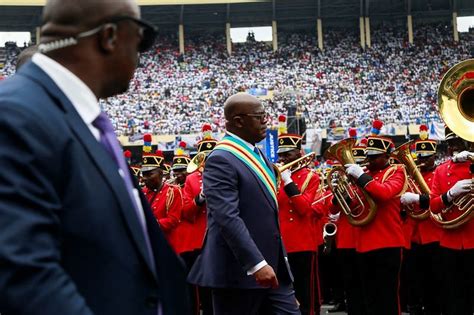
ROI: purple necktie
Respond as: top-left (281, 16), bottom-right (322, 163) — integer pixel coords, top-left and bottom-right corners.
top-left (92, 112), bottom-right (156, 272)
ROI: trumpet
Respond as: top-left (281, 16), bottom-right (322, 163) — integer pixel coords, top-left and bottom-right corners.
top-left (274, 152), bottom-right (316, 186)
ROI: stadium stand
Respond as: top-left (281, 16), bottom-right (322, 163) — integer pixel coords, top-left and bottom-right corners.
top-left (1, 23), bottom-right (473, 137)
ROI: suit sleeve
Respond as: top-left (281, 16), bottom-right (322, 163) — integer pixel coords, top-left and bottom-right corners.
top-left (0, 105), bottom-right (94, 315)
top-left (181, 176), bottom-right (203, 222)
top-left (357, 166), bottom-right (406, 202)
top-left (203, 153), bottom-right (265, 272)
top-left (159, 186), bottom-right (183, 232)
top-left (285, 172), bottom-right (319, 217)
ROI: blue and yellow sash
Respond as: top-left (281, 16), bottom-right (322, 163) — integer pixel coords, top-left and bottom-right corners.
top-left (215, 135), bottom-right (277, 204)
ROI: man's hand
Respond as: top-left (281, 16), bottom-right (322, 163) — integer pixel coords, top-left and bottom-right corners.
top-left (254, 265), bottom-right (279, 288)
top-left (345, 163), bottom-right (365, 179)
top-left (281, 169), bottom-right (293, 186)
top-left (452, 151), bottom-right (474, 163)
top-left (447, 179), bottom-right (472, 202)
top-left (400, 192), bottom-right (420, 206)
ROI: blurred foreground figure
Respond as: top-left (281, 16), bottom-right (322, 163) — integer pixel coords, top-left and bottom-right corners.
top-left (0, 0), bottom-right (189, 314)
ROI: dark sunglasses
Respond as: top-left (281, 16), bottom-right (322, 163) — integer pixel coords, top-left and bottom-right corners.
top-left (106, 16), bottom-right (157, 52)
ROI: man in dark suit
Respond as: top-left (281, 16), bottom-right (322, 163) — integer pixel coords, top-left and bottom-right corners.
top-left (188, 93), bottom-right (300, 314)
top-left (0, 1), bottom-right (189, 314)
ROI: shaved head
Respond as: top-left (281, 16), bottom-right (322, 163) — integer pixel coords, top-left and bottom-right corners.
top-left (224, 93), bottom-right (261, 121)
top-left (224, 93), bottom-right (267, 144)
top-left (41, 0), bottom-right (140, 39)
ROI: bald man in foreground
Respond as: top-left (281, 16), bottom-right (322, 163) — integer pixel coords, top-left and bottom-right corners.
top-left (0, 1), bottom-right (189, 314)
top-left (188, 93), bottom-right (300, 314)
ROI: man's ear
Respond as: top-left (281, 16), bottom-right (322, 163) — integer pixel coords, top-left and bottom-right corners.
top-left (99, 24), bottom-right (118, 53)
top-left (233, 116), bottom-right (244, 129)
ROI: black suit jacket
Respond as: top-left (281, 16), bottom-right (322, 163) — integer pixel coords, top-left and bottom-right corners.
top-left (188, 148), bottom-right (293, 289)
top-left (0, 62), bottom-right (189, 315)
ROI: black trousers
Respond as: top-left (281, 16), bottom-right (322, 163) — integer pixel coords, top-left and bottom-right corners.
top-left (357, 247), bottom-right (402, 315)
top-left (287, 251), bottom-right (320, 315)
top-left (439, 247), bottom-right (474, 315)
top-left (338, 249), bottom-right (366, 315)
top-left (415, 242), bottom-right (442, 315)
top-left (212, 279), bottom-right (300, 315)
top-left (181, 250), bottom-right (213, 315)
top-left (400, 246), bottom-right (422, 313)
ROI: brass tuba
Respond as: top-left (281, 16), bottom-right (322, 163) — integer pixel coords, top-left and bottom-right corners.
top-left (324, 138), bottom-right (377, 226)
top-left (432, 59), bottom-right (474, 229)
top-left (391, 141), bottom-right (431, 220)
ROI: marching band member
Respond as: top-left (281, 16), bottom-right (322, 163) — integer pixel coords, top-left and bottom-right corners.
top-left (428, 127), bottom-right (474, 315)
top-left (339, 120), bottom-right (406, 315)
top-left (277, 133), bottom-right (321, 315)
top-left (141, 150), bottom-right (183, 253)
top-left (171, 142), bottom-right (191, 188)
top-left (400, 127), bottom-right (442, 314)
top-left (180, 124), bottom-right (217, 315)
top-left (334, 142), bottom-right (367, 315)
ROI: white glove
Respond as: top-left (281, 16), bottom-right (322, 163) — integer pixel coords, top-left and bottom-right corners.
top-left (447, 179), bottom-right (472, 202)
top-left (328, 212), bottom-right (340, 222)
top-left (400, 192), bottom-right (420, 206)
top-left (452, 151), bottom-right (474, 163)
top-left (281, 169), bottom-right (293, 185)
top-left (330, 178), bottom-right (338, 190)
top-left (196, 191), bottom-right (206, 204)
top-left (345, 163), bottom-right (365, 179)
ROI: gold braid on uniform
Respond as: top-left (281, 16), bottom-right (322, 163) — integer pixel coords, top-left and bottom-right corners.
top-left (381, 165), bottom-right (408, 197)
top-left (300, 170), bottom-right (315, 194)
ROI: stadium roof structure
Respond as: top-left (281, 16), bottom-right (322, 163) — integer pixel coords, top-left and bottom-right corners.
top-left (1, 0), bottom-right (473, 33)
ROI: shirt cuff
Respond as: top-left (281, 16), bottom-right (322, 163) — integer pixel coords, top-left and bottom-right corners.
top-left (284, 182), bottom-right (300, 197)
top-left (419, 194), bottom-right (430, 210)
top-left (247, 260), bottom-right (268, 275)
top-left (356, 173), bottom-right (373, 188)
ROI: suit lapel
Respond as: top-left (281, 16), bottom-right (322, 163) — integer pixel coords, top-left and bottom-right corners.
top-left (20, 63), bottom-right (157, 278)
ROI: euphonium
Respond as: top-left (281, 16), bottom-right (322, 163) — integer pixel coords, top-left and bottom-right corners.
top-left (432, 59), bottom-right (474, 229)
top-left (391, 141), bottom-right (431, 220)
top-left (324, 138), bottom-right (377, 226)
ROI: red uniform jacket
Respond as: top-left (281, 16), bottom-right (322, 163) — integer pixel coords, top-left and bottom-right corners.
top-left (312, 188), bottom-right (330, 247)
top-left (143, 183), bottom-right (183, 252)
top-left (430, 160), bottom-right (474, 250)
top-left (179, 171), bottom-right (207, 253)
top-left (415, 170), bottom-right (442, 245)
top-left (278, 168), bottom-right (320, 253)
top-left (353, 165), bottom-right (407, 253)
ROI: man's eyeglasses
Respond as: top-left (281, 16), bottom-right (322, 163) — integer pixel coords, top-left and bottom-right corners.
top-left (38, 15), bottom-right (157, 54)
top-left (106, 16), bottom-right (157, 53)
top-left (239, 112), bottom-right (269, 122)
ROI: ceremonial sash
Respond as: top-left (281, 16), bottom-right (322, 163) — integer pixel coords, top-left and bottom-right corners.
top-left (215, 136), bottom-right (278, 204)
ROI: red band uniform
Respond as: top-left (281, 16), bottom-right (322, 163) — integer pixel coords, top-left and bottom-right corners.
top-left (277, 134), bottom-right (320, 315)
top-left (141, 151), bottom-right (183, 253)
top-left (429, 128), bottom-right (474, 315)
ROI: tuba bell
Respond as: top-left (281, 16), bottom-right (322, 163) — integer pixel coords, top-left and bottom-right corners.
top-left (391, 141), bottom-right (431, 220)
top-left (432, 59), bottom-right (474, 229)
top-left (324, 138), bottom-right (378, 226)
top-left (187, 151), bottom-right (207, 174)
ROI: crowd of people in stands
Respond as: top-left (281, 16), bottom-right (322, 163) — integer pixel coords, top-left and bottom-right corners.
top-left (2, 23), bottom-right (473, 136)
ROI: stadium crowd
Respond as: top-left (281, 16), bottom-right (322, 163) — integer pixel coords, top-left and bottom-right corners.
top-left (2, 23), bottom-right (473, 136)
